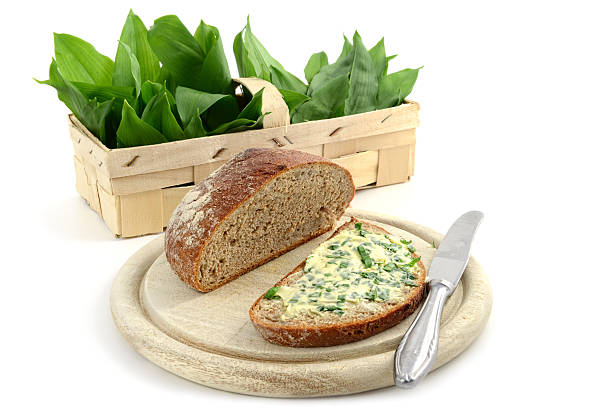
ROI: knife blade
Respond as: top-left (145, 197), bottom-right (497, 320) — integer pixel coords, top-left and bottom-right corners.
top-left (394, 211), bottom-right (484, 388)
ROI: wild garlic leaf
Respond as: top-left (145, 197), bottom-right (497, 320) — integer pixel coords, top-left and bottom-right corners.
top-left (175, 86), bottom-right (230, 125)
top-left (376, 67), bottom-right (421, 109)
top-left (113, 10), bottom-right (160, 90)
top-left (237, 88), bottom-right (265, 121)
top-left (72, 81), bottom-right (136, 137)
top-left (147, 16), bottom-right (205, 90)
top-left (292, 74), bottom-right (349, 123)
top-left (71, 82), bottom-right (134, 104)
top-left (37, 59), bottom-right (114, 144)
top-left (278, 88), bottom-right (310, 114)
top-left (117, 100), bottom-right (168, 147)
top-left (345, 32), bottom-right (378, 115)
top-left (140, 91), bottom-right (184, 141)
top-left (304, 52), bottom-right (329, 84)
top-left (338, 35), bottom-right (353, 61)
top-left (117, 42), bottom-right (142, 96)
top-left (53, 33), bottom-right (113, 85)
top-left (207, 115), bottom-right (265, 136)
top-left (193, 21), bottom-right (233, 94)
top-left (307, 40), bottom-right (354, 97)
top-left (204, 96), bottom-right (240, 132)
top-left (233, 29), bottom-right (257, 78)
top-left (269, 65), bottom-right (308, 94)
top-left (156, 66), bottom-right (177, 95)
top-left (368, 38), bottom-right (387, 79)
top-left (234, 17), bottom-right (307, 93)
top-left (183, 109), bottom-right (207, 139)
top-left (141, 81), bottom-right (163, 105)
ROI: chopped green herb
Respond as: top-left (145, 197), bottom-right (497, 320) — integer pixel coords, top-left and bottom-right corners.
top-left (339, 261), bottom-right (348, 268)
top-left (264, 287), bottom-right (281, 299)
top-left (328, 244), bottom-right (339, 250)
top-left (400, 238), bottom-right (412, 245)
top-left (365, 288), bottom-right (377, 301)
top-left (317, 305), bottom-right (343, 312)
top-left (354, 222), bottom-right (362, 230)
top-left (432, 240), bottom-right (437, 249)
top-left (383, 263), bottom-right (394, 272)
top-left (337, 294), bottom-right (346, 303)
top-left (357, 244), bottom-right (373, 268)
top-left (408, 256), bottom-right (421, 267)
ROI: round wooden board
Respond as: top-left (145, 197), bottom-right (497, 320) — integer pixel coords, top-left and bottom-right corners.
top-left (110, 209), bottom-right (492, 397)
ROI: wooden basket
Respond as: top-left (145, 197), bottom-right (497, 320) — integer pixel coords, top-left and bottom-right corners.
top-left (70, 78), bottom-right (419, 237)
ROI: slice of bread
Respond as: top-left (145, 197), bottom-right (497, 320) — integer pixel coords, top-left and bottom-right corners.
top-left (165, 148), bottom-right (355, 292)
top-left (249, 218), bottom-right (427, 347)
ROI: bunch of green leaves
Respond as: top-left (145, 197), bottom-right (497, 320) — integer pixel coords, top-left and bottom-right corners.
top-left (37, 11), bottom-right (267, 148)
top-left (234, 19), bottom-right (421, 123)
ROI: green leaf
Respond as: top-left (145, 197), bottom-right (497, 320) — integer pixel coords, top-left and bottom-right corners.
top-left (278, 88), bottom-right (310, 114)
top-left (54, 33), bottom-right (113, 85)
top-left (71, 82), bottom-right (134, 103)
top-left (183, 109), bottom-right (207, 139)
top-left (304, 51), bottom-right (328, 83)
top-left (208, 115), bottom-right (265, 136)
top-left (156, 66), bottom-right (177, 94)
top-left (140, 91), bottom-right (184, 141)
top-left (233, 28), bottom-right (257, 77)
top-left (264, 287), bottom-right (281, 300)
top-left (71, 81), bottom-right (136, 140)
top-left (345, 32), bottom-right (378, 115)
top-left (148, 16), bottom-right (232, 94)
top-left (269, 66), bottom-right (307, 94)
top-left (307, 40), bottom-right (354, 97)
top-left (147, 15), bottom-right (205, 90)
top-left (194, 21), bottom-right (233, 94)
top-left (113, 10), bottom-right (160, 89)
top-left (117, 41), bottom-right (142, 96)
top-left (237, 88), bottom-right (264, 121)
top-left (175, 86), bottom-right (230, 125)
top-left (234, 17), bottom-right (306, 93)
top-left (37, 60), bottom-right (113, 145)
top-left (292, 74), bottom-right (349, 123)
top-left (141, 81), bottom-right (163, 105)
top-left (203, 96), bottom-right (240, 131)
top-left (368, 38), bottom-right (387, 79)
top-left (376, 67), bottom-right (421, 109)
top-left (338, 35), bottom-right (353, 61)
top-left (117, 100), bottom-right (168, 147)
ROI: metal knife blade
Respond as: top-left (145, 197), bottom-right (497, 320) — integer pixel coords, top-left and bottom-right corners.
top-left (394, 210), bottom-right (484, 388)
top-left (427, 210), bottom-right (484, 290)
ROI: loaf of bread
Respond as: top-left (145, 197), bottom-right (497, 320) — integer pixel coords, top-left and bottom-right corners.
top-left (250, 218), bottom-right (427, 347)
top-left (165, 148), bottom-right (355, 292)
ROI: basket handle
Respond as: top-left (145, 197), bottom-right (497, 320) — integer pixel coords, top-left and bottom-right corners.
top-left (233, 78), bottom-right (290, 129)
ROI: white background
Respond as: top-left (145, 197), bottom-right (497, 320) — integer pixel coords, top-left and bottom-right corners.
top-left (2, 0), bottom-right (610, 406)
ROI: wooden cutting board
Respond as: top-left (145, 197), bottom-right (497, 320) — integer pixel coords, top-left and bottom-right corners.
top-left (110, 209), bottom-right (492, 397)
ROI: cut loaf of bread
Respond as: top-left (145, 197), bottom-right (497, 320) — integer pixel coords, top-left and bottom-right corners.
top-left (250, 218), bottom-right (427, 347)
top-left (165, 148), bottom-right (355, 292)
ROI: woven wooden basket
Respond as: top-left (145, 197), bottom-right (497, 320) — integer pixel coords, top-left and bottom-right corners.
top-left (70, 78), bottom-right (419, 237)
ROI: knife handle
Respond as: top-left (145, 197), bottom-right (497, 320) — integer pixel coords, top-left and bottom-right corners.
top-left (394, 280), bottom-right (452, 388)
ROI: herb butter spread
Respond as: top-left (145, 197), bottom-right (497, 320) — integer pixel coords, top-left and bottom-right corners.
top-left (264, 223), bottom-right (422, 320)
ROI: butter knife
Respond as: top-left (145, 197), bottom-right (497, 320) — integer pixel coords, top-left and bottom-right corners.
top-left (394, 211), bottom-right (484, 388)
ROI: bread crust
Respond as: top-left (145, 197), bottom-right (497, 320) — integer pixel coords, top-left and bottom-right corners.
top-left (164, 148), bottom-right (355, 292)
top-left (249, 218), bottom-right (427, 347)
